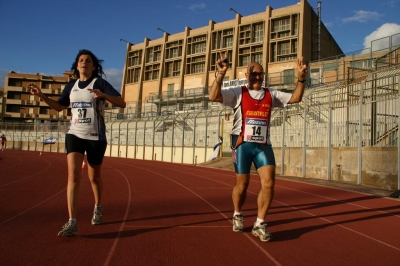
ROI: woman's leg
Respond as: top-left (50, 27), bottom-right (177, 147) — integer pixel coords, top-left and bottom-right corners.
top-left (66, 152), bottom-right (85, 219)
top-left (87, 163), bottom-right (103, 206)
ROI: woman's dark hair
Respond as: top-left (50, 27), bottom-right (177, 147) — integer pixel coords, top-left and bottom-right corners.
top-left (71, 49), bottom-right (105, 79)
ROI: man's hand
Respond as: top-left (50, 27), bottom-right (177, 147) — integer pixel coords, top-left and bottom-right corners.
top-left (297, 57), bottom-right (307, 80)
top-left (216, 51), bottom-right (229, 73)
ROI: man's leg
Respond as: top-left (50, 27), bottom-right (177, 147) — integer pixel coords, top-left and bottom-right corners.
top-left (232, 173), bottom-right (250, 232)
top-left (232, 173), bottom-right (250, 213)
top-left (256, 165), bottom-right (275, 219)
top-left (251, 165), bottom-right (275, 241)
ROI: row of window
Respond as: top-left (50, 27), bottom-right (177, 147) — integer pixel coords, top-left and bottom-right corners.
top-left (125, 16), bottom-right (301, 83)
top-left (126, 39), bottom-right (296, 83)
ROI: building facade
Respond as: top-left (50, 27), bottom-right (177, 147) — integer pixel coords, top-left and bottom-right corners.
top-left (121, 0), bottom-right (343, 117)
top-left (2, 71), bottom-right (74, 122)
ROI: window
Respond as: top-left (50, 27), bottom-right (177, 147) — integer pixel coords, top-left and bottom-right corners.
top-left (239, 22), bottom-right (264, 45)
top-left (240, 55), bottom-right (250, 67)
top-left (212, 28), bottom-right (234, 49)
top-left (272, 17), bottom-right (290, 32)
top-left (126, 68), bottom-right (141, 83)
top-left (292, 15), bottom-right (298, 35)
top-left (292, 40), bottom-right (298, 53)
top-left (270, 14), bottom-right (298, 40)
top-left (253, 23), bottom-right (264, 42)
top-left (146, 45), bottom-right (162, 63)
top-left (6, 105), bottom-right (20, 112)
top-left (187, 35), bottom-right (207, 55)
top-left (127, 50), bottom-right (142, 67)
top-left (324, 62), bottom-right (339, 71)
top-left (167, 84), bottom-right (174, 98)
top-left (42, 82), bottom-right (51, 89)
top-left (186, 56), bottom-right (205, 74)
top-left (238, 46), bottom-right (263, 67)
top-left (239, 25), bottom-right (251, 45)
top-left (8, 78), bottom-right (22, 87)
top-left (7, 91), bottom-right (21, 100)
top-left (39, 107), bottom-right (49, 114)
top-left (283, 69), bottom-right (294, 84)
top-left (165, 60), bottom-right (181, 77)
top-left (271, 38), bottom-right (298, 62)
top-left (278, 42), bottom-right (290, 55)
top-left (165, 40), bottom-right (183, 59)
top-left (144, 64), bottom-right (160, 81)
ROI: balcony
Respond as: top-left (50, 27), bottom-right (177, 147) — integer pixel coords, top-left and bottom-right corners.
top-left (147, 86), bottom-right (210, 105)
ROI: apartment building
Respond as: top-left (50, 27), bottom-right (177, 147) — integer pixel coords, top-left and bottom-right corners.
top-left (2, 71), bottom-right (74, 122)
top-left (121, 0), bottom-right (343, 116)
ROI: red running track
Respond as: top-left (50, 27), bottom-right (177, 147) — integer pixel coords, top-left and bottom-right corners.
top-left (0, 150), bottom-right (399, 266)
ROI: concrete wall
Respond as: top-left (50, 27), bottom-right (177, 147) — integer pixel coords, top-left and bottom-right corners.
top-left (274, 147), bottom-right (398, 190)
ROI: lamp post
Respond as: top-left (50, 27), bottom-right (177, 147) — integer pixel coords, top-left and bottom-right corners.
top-left (228, 7), bottom-right (240, 15)
top-left (120, 38), bottom-right (133, 45)
top-left (157, 28), bottom-right (169, 35)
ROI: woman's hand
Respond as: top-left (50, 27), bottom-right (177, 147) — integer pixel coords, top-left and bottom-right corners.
top-left (88, 89), bottom-right (105, 99)
top-left (28, 83), bottom-right (43, 96)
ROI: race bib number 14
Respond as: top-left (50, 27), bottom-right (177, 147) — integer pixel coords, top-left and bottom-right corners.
top-left (244, 118), bottom-right (267, 143)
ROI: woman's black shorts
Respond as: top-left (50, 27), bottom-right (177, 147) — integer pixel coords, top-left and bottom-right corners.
top-left (65, 134), bottom-right (107, 165)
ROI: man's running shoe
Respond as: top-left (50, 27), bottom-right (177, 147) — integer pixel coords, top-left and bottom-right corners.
top-left (57, 221), bottom-right (78, 237)
top-left (91, 205), bottom-right (103, 225)
top-left (232, 214), bottom-right (244, 232)
top-left (252, 222), bottom-right (274, 242)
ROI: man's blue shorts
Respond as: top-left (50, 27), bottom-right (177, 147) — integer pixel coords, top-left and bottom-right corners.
top-left (232, 141), bottom-right (276, 174)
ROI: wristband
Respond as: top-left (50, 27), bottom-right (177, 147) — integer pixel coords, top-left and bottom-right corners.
top-left (298, 79), bottom-right (305, 83)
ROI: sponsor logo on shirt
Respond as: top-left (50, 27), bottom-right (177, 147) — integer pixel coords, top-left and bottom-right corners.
top-left (74, 118), bottom-right (92, 124)
top-left (247, 135), bottom-right (265, 141)
top-left (245, 110), bottom-right (268, 116)
top-left (71, 102), bottom-right (93, 108)
top-left (245, 118), bottom-right (267, 126)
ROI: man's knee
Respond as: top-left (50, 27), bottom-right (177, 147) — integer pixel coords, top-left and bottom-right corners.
top-left (235, 174), bottom-right (250, 191)
top-left (258, 166), bottom-right (275, 188)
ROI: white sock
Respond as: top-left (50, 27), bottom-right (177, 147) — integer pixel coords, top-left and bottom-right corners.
top-left (69, 218), bottom-right (77, 225)
top-left (233, 211), bottom-right (242, 217)
top-left (255, 218), bottom-right (264, 226)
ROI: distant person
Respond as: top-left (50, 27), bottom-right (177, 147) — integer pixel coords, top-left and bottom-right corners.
top-left (29, 49), bottom-right (126, 236)
top-left (209, 51), bottom-right (307, 242)
top-left (1, 134), bottom-right (6, 151)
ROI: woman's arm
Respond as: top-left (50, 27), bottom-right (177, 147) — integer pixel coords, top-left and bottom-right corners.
top-left (28, 83), bottom-right (67, 112)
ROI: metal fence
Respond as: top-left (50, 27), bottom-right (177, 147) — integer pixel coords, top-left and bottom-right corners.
top-left (1, 49), bottom-right (399, 190)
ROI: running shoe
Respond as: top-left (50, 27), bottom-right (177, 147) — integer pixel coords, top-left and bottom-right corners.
top-left (252, 222), bottom-right (274, 242)
top-left (57, 221), bottom-right (78, 237)
top-left (232, 214), bottom-right (244, 232)
top-left (91, 206), bottom-right (103, 225)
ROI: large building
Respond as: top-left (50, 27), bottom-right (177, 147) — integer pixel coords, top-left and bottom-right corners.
top-left (2, 71), bottom-right (74, 122)
top-left (121, 0), bottom-right (343, 116)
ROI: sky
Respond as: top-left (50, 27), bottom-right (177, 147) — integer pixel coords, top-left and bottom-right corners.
top-left (1, 0), bottom-right (399, 91)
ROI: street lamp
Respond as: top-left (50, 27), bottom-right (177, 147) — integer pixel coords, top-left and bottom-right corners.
top-left (120, 38), bottom-right (133, 45)
top-left (157, 28), bottom-right (169, 34)
top-left (229, 7), bottom-right (240, 15)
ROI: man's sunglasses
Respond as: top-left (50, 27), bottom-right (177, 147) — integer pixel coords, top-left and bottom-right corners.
top-left (248, 72), bottom-right (265, 77)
